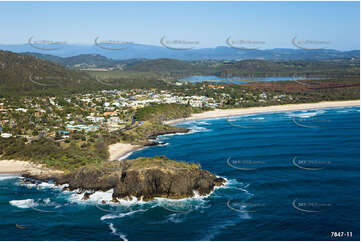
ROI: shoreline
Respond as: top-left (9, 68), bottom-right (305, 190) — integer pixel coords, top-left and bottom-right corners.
top-left (164, 100), bottom-right (360, 125)
top-left (108, 142), bottom-right (142, 161)
top-left (116, 146), bottom-right (144, 161)
top-left (0, 160), bottom-right (63, 176)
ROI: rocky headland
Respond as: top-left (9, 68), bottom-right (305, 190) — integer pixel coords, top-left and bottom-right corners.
top-left (22, 156), bottom-right (226, 202)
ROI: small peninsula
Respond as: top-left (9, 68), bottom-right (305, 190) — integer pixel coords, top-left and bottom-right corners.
top-left (22, 156), bottom-right (226, 201)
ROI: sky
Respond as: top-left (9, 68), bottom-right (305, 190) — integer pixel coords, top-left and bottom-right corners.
top-left (0, 1), bottom-right (359, 50)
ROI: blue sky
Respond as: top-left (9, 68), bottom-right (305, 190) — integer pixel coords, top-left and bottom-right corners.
top-left (0, 1), bottom-right (359, 50)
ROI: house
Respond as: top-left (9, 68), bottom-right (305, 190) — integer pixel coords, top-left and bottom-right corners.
top-left (58, 130), bottom-right (70, 135)
top-left (1, 133), bottom-right (12, 138)
top-left (104, 111), bottom-right (117, 117)
top-left (86, 116), bottom-right (105, 123)
top-left (15, 108), bottom-right (27, 113)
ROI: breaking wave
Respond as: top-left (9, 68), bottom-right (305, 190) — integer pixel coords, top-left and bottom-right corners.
top-left (108, 223), bottom-right (128, 241)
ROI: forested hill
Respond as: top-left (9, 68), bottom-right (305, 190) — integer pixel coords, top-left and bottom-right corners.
top-left (22, 51), bottom-right (359, 78)
top-left (0, 50), bottom-right (96, 96)
top-left (215, 59), bottom-right (360, 77)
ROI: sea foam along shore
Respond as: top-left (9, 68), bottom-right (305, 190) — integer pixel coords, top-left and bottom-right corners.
top-left (164, 100), bottom-right (360, 125)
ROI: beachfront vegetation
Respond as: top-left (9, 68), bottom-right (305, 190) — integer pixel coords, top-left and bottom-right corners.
top-left (0, 137), bottom-right (107, 171)
top-left (126, 156), bottom-right (200, 170)
top-left (118, 121), bottom-right (187, 143)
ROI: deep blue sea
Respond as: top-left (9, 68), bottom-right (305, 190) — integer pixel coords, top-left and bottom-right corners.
top-left (1, 106), bottom-right (359, 241)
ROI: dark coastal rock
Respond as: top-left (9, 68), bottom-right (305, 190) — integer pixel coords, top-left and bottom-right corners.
top-left (82, 192), bottom-right (93, 200)
top-left (62, 186), bottom-right (70, 192)
top-left (147, 127), bottom-right (189, 140)
top-left (23, 158), bottom-right (226, 201)
top-left (214, 177), bottom-right (226, 186)
top-left (112, 168), bottom-right (224, 200)
top-left (141, 141), bottom-right (167, 146)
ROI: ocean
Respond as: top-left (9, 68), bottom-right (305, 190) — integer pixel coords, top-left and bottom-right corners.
top-left (1, 105), bottom-right (359, 241)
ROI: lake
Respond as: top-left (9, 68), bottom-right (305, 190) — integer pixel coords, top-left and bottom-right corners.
top-left (179, 75), bottom-right (321, 84)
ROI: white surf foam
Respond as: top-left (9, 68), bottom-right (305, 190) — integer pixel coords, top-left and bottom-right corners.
top-left (196, 121), bottom-right (211, 125)
top-left (0, 175), bottom-right (19, 181)
top-left (69, 189), bottom-right (114, 204)
top-left (17, 179), bottom-right (69, 191)
top-left (156, 131), bottom-right (190, 140)
top-left (9, 199), bottom-right (38, 208)
top-left (101, 209), bottom-right (148, 221)
top-left (165, 213), bottom-right (186, 223)
top-left (220, 178), bottom-right (254, 196)
top-left (9, 198), bottom-right (60, 210)
top-left (158, 142), bottom-right (169, 146)
top-left (187, 125), bottom-right (211, 134)
top-left (108, 223), bottom-right (128, 241)
top-left (287, 110), bottom-right (325, 118)
top-left (337, 109), bottom-right (355, 113)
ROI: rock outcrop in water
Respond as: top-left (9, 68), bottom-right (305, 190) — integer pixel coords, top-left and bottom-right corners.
top-left (22, 156), bottom-right (226, 201)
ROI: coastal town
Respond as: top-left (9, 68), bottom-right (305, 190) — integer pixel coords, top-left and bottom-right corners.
top-left (0, 86), bottom-right (293, 141)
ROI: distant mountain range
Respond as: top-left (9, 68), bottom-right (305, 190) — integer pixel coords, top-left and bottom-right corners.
top-left (23, 52), bottom-right (143, 69)
top-left (0, 44), bottom-right (358, 61)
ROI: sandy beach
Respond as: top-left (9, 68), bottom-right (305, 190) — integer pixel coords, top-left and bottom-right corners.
top-left (108, 142), bottom-right (142, 161)
top-left (165, 100), bottom-right (360, 125)
top-left (0, 160), bottom-right (63, 175)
